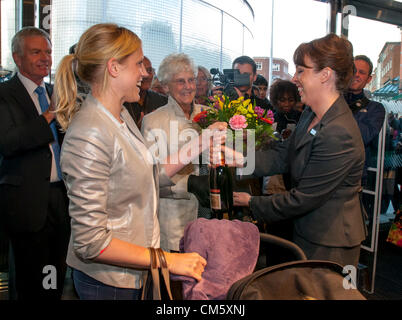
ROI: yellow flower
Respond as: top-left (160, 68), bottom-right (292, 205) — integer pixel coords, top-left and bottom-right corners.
top-left (237, 106), bottom-right (247, 115)
top-left (218, 98), bottom-right (224, 110)
top-left (247, 103), bottom-right (254, 114)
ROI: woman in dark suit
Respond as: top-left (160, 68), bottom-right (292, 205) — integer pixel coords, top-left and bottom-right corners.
top-left (233, 34), bottom-right (367, 267)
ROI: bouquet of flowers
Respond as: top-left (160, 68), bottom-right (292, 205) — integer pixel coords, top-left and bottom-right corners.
top-left (193, 94), bottom-right (277, 150)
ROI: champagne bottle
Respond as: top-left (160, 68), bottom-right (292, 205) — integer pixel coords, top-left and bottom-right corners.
top-left (209, 151), bottom-right (233, 219)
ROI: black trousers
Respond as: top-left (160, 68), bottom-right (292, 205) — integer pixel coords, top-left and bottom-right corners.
top-left (8, 182), bottom-right (70, 300)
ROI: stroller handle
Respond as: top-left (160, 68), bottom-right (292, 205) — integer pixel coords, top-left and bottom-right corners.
top-left (260, 233), bottom-right (307, 261)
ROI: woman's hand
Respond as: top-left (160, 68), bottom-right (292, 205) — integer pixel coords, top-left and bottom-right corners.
top-left (210, 145), bottom-right (245, 168)
top-left (207, 121), bottom-right (227, 131)
top-left (165, 252), bottom-right (207, 282)
top-left (233, 192), bottom-right (251, 207)
top-left (200, 121), bottom-right (228, 155)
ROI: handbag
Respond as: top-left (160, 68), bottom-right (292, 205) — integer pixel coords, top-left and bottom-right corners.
top-left (141, 247), bottom-right (173, 300)
top-left (386, 209), bottom-right (402, 248)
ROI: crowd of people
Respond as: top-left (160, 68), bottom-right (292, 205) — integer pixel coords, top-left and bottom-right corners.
top-left (0, 22), bottom-right (390, 300)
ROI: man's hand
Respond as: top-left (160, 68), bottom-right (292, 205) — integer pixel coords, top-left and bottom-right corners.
top-left (42, 109), bottom-right (55, 124)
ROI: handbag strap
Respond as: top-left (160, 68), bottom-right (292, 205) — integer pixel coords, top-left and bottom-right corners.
top-left (150, 247), bottom-right (162, 299)
top-left (141, 247), bottom-right (162, 300)
top-left (156, 248), bottom-right (173, 300)
top-left (141, 247), bottom-right (173, 300)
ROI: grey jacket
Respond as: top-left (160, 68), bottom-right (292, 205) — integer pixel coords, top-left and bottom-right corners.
top-left (61, 94), bottom-right (173, 289)
top-left (251, 95), bottom-right (367, 247)
top-left (141, 96), bottom-right (204, 251)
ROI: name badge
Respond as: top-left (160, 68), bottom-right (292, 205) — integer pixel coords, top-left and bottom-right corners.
top-left (310, 128), bottom-right (316, 136)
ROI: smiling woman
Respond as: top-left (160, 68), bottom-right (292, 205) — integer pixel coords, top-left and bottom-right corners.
top-left (52, 24), bottom-right (215, 300)
top-left (234, 33), bottom-right (367, 268)
top-left (141, 53), bottom-right (203, 253)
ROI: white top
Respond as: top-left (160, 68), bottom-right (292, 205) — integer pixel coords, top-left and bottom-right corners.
top-left (120, 120), bottom-right (160, 248)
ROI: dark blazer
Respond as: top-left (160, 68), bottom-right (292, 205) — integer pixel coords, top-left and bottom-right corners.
top-left (250, 95), bottom-right (367, 247)
top-left (0, 75), bottom-right (65, 233)
top-left (353, 100), bottom-right (385, 179)
top-left (124, 90), bottom-right (168, 128)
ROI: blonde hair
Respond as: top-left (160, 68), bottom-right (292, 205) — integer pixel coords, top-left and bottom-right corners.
top-left (55, 23), bottom-right (142, 130)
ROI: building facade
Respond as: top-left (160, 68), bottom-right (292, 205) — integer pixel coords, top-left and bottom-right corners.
top-left (378, 42), bottom-right (400, 86)
top-left (253, 56), bottom-right (292, 88)
top-left (1, 0), bottom-right (256, 77)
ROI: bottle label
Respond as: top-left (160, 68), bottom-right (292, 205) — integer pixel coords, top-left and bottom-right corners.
top-left (210, 190), bottom-right (221, 210)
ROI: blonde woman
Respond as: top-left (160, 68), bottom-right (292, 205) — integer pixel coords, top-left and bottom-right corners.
top-left (54, 23), bottom-right (226, 300)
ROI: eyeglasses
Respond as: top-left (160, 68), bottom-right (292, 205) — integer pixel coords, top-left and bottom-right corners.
top-left (172, 77), bottom-right (197, 86)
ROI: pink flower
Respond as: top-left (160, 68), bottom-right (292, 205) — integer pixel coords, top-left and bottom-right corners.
top-left (254, 106), bottom-right (265, 117)
top-left (229, 115), bottom-right (248, 130)
top-left (266, 110), bottom-right (274, 119)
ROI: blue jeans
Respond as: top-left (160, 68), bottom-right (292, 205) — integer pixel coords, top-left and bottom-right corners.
top-left (72, 268), bottom-right (142, 300)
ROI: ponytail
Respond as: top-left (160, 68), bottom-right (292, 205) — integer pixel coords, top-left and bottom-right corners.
top-left (54, 54), bottom-right (79, 131)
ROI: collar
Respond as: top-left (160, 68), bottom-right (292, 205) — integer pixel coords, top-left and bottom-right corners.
top-left (17, 72), bottom-right (45, 95)
top-left (344, 90), bottom-right (365, 105)
top-left (319, 95), bottom-right (350, 126)
top-left (168, 95), bottom-right (195, 119)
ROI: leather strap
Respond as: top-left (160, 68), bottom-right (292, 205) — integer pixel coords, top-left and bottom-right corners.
top-left (156, 248), bottom-right (173, 300)
top-left (141, 247), bottom-right (173, 300)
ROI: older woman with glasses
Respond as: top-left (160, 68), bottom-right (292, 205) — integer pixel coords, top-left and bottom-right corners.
top-left (141, 53), bottom-right (208, 253)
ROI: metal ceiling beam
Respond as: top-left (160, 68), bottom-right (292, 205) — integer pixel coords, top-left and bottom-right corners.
top-left (345, 0), bottom-right (402, 27)
top-left (316, 0), bottom-right (402, 27)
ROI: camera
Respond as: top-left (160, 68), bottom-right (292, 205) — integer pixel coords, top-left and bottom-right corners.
top-left (210, 68), bottom-right (250, 100)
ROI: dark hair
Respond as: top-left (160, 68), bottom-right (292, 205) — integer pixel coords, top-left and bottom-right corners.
top-left (254, 74), bottom-right (268, 86)
top-left (293, 33), bottom-right (354, 92)
top-left (232, 55), bottom-right (257, 74)
top-left (354, 55), bottom-right (373, 75)
top-left (269, 79), bottom-right (300, 107)
top-left (69, 43), bottom-right (77, 54)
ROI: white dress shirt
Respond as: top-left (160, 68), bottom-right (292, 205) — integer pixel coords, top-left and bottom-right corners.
top-left (17, 72), bottom-right (59, 182)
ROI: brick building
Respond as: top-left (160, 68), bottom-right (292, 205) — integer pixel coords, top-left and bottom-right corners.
top-left (378, 42), bottom-right (400, 86)
top-left (253, 57), bottom-right (292, 88)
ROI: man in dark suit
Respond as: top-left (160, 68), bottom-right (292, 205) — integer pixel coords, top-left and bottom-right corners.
top-left (344, 55), bottom-right (385, 186)
top-left (0, 27), bottom-right (70, 300)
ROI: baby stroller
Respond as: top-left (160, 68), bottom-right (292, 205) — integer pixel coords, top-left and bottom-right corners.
top-left (174, 218), bottom-right (366, 300)
top-left (226, 233), bottom-right (366, 300)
